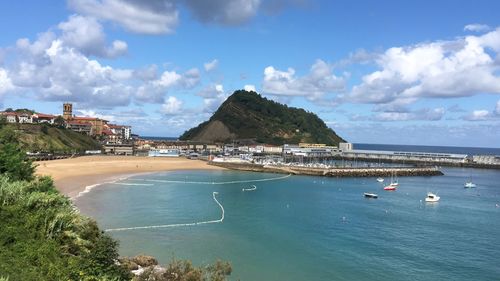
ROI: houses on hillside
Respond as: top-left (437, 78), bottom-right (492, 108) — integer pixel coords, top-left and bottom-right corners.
top-left (1, 103), bottom-right (133, 146)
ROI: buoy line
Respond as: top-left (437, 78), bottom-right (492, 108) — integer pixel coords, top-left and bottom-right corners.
top-left (242, 185), bottom-right (257, 191)
top-left (112, 183), bottom-right (154, 186)
top-left (105, 191), bottom-right (224, 232)
top-left (128, 173), bottom-right (291, 185)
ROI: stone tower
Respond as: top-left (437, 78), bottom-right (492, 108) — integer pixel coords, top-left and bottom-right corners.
top-left (63, 103), bottom-right (73, 120)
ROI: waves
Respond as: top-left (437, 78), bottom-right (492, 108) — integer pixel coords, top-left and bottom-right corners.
top-left (75, 176), bottom-right (132, 199)
top-left (105, 191), bottom-right (224, 232)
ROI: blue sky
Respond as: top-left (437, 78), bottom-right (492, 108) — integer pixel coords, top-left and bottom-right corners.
top-left (1, 0), bottom-right (500, 147)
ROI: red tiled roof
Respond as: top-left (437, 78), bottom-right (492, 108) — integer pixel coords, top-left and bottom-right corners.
top-left (73, 116), bottom-right (100, 121)
top-left (102, 129), bottom-right (115, 135)
top-left (1, 112), bottom-right (17, 116)
top-left (107, 124), bottom-right (123, 129)
top-left (35, 113), bottom-right (56, 118)
top-left (67, 121), bottom-right (92, 126)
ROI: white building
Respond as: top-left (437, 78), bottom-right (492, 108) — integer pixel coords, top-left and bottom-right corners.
top-left (339, 142), bottom-right (353, 152)
top-left (17, 113), bottom-right (33, 123)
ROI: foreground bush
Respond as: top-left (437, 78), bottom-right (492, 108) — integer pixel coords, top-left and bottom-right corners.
top-left (0, 175), bottom-right (131, 280)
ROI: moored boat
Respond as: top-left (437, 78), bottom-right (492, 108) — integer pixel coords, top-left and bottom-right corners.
top-left (464, 181), bottom-right (476, 188)
top-left (383, 183), bottom-right (397, 191)
top-left (425, 192), bottom-right (440, 202)
top-left (364, 192), bottom-right (378, 198)
top-left (376, 177), bottom-right (384, 183)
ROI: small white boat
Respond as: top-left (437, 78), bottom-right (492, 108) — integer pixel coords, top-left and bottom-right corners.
top-left (376, 177), bottom-right (384, 183)
top-left (364, 192), bottom-right (378, 198)
top-left (425, 192), bottom-right (440, 202)
top-left (464, 181), bottom-right (476, 188)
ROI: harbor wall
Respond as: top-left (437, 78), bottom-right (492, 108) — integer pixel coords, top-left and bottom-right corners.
top-left (209, 162), bottom-right (444, 177)
top-left (339, 155), bottom-right (500, 170)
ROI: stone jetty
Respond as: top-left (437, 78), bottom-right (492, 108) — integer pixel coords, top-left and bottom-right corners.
top-left (209, 162), bottom-right (443, 177)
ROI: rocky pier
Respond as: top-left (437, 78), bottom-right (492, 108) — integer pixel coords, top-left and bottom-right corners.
top-left (209, 162), bottom-right (444, 177)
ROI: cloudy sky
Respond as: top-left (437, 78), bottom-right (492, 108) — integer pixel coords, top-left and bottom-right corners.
top-left (1, 0), bottom-right (499, 147)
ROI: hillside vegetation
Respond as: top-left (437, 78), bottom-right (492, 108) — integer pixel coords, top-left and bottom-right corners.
top-left (0, 125), bottom-right (233, 281)
top-left (180, 90), bottom-right (345, 145)
top-left (5, 123), bottom-right (101, 153)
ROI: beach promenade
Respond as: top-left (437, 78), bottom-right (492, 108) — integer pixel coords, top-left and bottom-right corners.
top-left (35, 156), bottom-right (224, 199)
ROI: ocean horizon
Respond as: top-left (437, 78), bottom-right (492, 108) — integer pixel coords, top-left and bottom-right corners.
top-left (76, 167), bottom-right (500, 281)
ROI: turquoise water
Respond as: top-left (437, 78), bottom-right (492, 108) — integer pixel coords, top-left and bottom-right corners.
top-left (75, 168), bottom-right (500, 281)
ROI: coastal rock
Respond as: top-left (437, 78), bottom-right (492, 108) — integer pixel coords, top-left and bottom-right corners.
top-left (132, 255), bottom-right (158, 267)
top-left (119, 257), bottom-right (139, 271)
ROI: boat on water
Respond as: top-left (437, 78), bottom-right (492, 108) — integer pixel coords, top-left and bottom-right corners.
top-left (376, 177), bottom-right (384, 183)
top-left (425, 192), bottom-right (440, 202)
top-left (464, 175), bottom-right (476, 188)
top-left (364, 192), bottom-right (378, 198)
top-left (384, 172), bottom-right (398, 190)
top-left (384, 183), bottom-right (397, 191)
top-left (464, 181), bottom-right (476, 188)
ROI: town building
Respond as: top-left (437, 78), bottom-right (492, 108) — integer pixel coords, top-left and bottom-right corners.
top-left (1, 112), bottom-right (17, 123)
top-left (33, 113), bottom-right (56, 124)
top-left (339, 142), bottom-right (353, 152)
top-left (66, 121), bottom-right (93, 135)
top-left (283, 143), bottom-right (339, 157)
top-left (62, 103), bottom-right (108, 136)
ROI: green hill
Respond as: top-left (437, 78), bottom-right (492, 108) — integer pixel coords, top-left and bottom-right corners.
top-left (179, 90), bottom-right (345, 145)
top-left (5, 123), bottom-right (101, 153)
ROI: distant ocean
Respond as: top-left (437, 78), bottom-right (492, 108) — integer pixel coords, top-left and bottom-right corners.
top-left (354, 143), bottom-right (500, 156)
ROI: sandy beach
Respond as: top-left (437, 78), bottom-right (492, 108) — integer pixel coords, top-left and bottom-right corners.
top-left (36, 156), bottom-right (225, 198)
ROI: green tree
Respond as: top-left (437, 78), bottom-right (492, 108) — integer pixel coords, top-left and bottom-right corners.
top-left (54, 115), bottom-right (65, 127)
top-left (0, 127), bottom-right (35, 181)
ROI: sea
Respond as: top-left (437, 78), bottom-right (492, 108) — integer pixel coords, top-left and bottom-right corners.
top-left (75, 144), bottom-right (500, 281)
top-left (354, 143), bottom-right (500, 156)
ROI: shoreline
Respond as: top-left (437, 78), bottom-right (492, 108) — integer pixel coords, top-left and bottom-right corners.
top-left (35, 156), bottom-right (225, 199)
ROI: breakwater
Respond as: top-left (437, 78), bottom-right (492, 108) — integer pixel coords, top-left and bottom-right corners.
top-left (209, 162), bottom-right (443, 177)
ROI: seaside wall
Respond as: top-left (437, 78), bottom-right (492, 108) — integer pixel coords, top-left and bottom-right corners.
top-left (208, 162), bottom-right (444, 177)
top-left (340, 155), bottom-right (500, 170)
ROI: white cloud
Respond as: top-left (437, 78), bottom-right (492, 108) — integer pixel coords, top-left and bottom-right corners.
top-left (204, 59), bottom-right (219, 72)
top-left (496, 100), bottom-right (500, 115)
top-left (200, 84), bottom-right (227, 113)
top-left (76, 109), bottom-right (115, 121)
top-left (134, 64), bottom-right (158, 81)
top-left (69, 0), bottom-right (269, 34)
top-left (0, 68), bottom-right (15, 96)
top-left (136, 68), bottom-right (200, 103)
top-left (374, 107), bottom-right (445, 122)
top-left (244, 84), bottom-right (256, 92)
top-left (68, 0), bottom-right (179, 34)
top-left (345, 28), bottom-right (500, 107)
top-left (184, 0), bottom-right (261, 25)
top-left (464, 24), bottom-right (491, 32)
top-left (58, 15), bottom-right (127, 58)
top-left (161, 96), bottom-right (183, 115)
top-left (262, 59), bottom-right (345, 100)
top-left (8, 38), bottom-right (134, 107)
top-left (463, 110), bottom-right (491, 121)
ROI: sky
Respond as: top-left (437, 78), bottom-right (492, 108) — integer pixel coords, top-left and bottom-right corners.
top-left (0, 0), bottom-right (500, 147)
